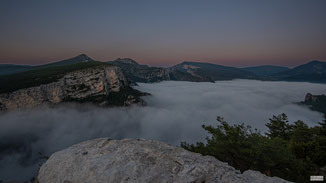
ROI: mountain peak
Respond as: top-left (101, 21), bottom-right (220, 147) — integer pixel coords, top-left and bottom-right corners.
top-left (179, 61), bottom-right (201, 65)
top-left (77, 53), bottom-right (88, 57)
top-left (308, 60), bottom-right (325, 64)
top-left (75, 54), bottom-right (93, 62)
top-left (114, 58), bottom-right (139, 65)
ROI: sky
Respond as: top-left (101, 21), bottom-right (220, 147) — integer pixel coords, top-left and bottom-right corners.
top-left (1, 80), bottom-right (326, 181)
top-left (0, 0), bottom-right (326, 67)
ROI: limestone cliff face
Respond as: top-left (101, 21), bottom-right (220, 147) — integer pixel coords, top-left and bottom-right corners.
top-left (37, 138), bottom-right (290, 183)
top-left (0, 65), bottom-right (144, 111)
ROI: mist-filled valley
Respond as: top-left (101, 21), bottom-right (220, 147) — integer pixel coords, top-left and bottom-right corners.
top-left (1, 80), bottom-right (326, 181)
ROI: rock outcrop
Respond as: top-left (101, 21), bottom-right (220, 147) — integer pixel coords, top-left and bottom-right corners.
top-left (109, 58), bottom-right (215, 83)
top-left (300, 93), bottom-right (326, 114)
top-left (37, 138), bottom-right (290, 183)
top-left (109, 58), bottom-right (171, 83)
top-left (0, 65), bottom-right (145, 111)
top-left (305, 93), bottom-right (319, 103)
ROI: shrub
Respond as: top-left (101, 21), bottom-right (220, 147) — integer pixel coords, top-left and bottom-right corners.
top-left (181, 114), bottom-right (326, 182)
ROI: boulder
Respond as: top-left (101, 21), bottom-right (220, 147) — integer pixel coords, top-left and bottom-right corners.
top-left (37, 138), bottom-right (290, 183)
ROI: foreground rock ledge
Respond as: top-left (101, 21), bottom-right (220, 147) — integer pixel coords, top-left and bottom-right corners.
top-left (37, 138), bottom-right (290, 183)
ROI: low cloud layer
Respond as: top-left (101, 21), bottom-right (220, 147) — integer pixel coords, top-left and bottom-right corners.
top-left (1, 80), bottom-right (326, 181)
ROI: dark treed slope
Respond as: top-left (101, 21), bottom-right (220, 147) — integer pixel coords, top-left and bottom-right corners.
top-left (171, 61), bottom-right (256, 81)
top-left (35, 54), bottom-right (93, 68)
top-left (0, 61), bottom-right (108, 94)
top-left (272, 60), bottom-right (326, 83)
top-left (242, 65), bottom-right (289, 76)
top-left (168, 68), bottom-right (213, 82)
top-left (0, 54), bottom-right (94, 75)
top-left (0, 64), bottom-right (32, 75)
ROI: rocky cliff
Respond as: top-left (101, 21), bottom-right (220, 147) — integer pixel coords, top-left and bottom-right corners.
top-left (109, 58), bottom-right (171, 83)
top-left (168, 65), bottom-right (214, 82)
top-left (0, 65), bottom-right (146, 111)
top-left (37, 138), bottom-right (290, 183)
top-left (299, 93), bottom-right (326, 114)
top-left (109, 58), bottom-right (215, 83)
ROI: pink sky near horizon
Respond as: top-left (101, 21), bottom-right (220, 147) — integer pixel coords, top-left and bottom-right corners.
top-left (1, 0), bottom-right (325, 67)
top-left (1, 51), bottom-right (324, 68)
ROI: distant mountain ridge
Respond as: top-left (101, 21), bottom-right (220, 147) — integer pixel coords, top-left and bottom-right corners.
top-left (0, 54), bottom-right (94, 75)
top-left (36, 54), bottom-right (93, 68)
top-left (243, 65), bottom-right (290, 76)
top-left (1, 54), bottom-right (325, 83)
top-left (272, 60), bottom-right (326, 83)
top-left (108, 59), bottom-right (257, 83)
top-left (0, 64), bottom-right (32, 75)
top-left (171, 61), bottom-right (256, 81)
top-left (3, 54), bottom-right (324, 112)
top-left (110, 59), bottom-right (326, 83)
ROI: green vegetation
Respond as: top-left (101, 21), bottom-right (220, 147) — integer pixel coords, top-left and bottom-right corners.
top-left (63, 87), bottom-right (148, 106)
top-left (107, 87), bottom-right (148, 106)
top-left (0, 61), bottom-right (108, 94)
top-left (181, 114), bottom-right (326, 182)
top-left (0, 64), bottom-right (32, 75)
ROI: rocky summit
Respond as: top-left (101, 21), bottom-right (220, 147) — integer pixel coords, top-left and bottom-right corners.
top-left (37, 138), bottom-right (290, 183)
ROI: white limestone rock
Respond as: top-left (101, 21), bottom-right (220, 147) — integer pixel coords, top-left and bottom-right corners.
top-left (0, 65), bottom-right (143, 111)
top-left (37, 138), bottom-right (291, 183)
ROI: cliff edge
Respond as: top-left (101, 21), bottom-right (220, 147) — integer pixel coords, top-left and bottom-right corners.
top-left (0, 64), bottom-right (146, 111)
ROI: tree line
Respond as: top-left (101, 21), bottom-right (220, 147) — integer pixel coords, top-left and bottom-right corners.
top-left (181, 114), bottom-right (326, 182)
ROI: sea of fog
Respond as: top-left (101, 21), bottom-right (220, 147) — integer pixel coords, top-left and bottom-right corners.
top-left (1, 80), bottom-right (326, 181)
